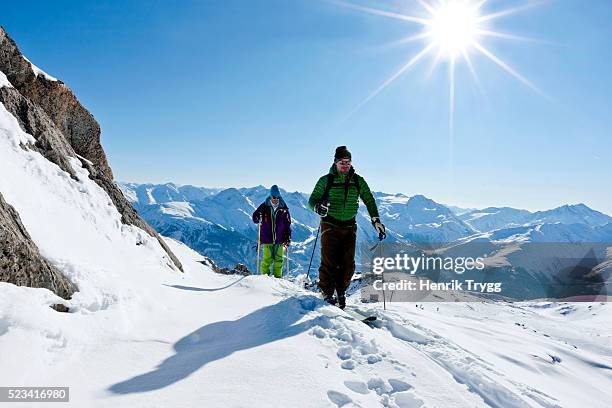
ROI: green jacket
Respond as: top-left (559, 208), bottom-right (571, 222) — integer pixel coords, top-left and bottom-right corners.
top-left (308, 165), bottom-right (380, 225)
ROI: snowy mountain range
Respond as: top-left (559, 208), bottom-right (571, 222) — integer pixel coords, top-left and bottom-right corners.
top-left (118, 182), bottom-right (612, 272)
top-left (458, 204), bottom-right (612, 233)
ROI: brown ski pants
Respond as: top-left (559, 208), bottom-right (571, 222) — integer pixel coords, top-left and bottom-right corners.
top-left (318, 222), bottom-right (357, 297)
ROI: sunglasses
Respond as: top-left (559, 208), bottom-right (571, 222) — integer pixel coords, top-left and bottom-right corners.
top-left (337, 160), bottom-right (352, 165)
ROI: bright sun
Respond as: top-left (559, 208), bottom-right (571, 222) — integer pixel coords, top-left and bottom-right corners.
top-left (428, 2), bottom-right (480, 58)
top-left (335, 0), bottom-right (546, 121)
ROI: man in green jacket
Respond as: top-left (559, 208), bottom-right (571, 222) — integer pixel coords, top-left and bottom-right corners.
top-left (308, 146), bottom-right (386, 309)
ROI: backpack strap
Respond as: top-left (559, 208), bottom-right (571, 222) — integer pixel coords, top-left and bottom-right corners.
top-left (353, 172), bottom-right (361, 197)
top-left (321, 172), bottom-right (362, 205)
top-left (343, 170), bottom-right (362, 204)
top-left (321, 173), bottom-right (335, 205)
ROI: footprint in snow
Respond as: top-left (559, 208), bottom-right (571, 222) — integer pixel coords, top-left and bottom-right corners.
top-left (367, 354), bottom-right (382, 364)
top-left (334, 331), bottom-right (353, 342)
top-left (393, 391), bottom-right (424, 408)
top-left (298, 296), bottom-right (318, 311)
top-left (341, 360), bottom-right (355, 370)
top-left (343, 380), bottom-right (369, 395)
top-left (388, 379), bottom-right (412, 393)
top-left (312, 327), bottom-right (327, 338)
top-left (367, 377), bottom-right (392, 396)
top-left (327, 390), bottom-right (353, 407)
top-left (337, 346), bottom-right (353, 360)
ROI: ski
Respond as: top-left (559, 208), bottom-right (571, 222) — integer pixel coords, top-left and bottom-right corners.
top-left (343, 306), bottom-right (377, 327)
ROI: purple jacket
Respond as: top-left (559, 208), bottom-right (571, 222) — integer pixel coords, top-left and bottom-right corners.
top-left (252, 198), bottom-right (291, 245)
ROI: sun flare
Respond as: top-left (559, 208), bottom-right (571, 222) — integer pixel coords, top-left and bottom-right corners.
top-left (335, 0), bottom-right (546, 121)
top-left (428, 1), bottom-right (480, 58)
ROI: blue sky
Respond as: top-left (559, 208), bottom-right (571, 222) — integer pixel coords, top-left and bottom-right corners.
top-left (3, 0), bottom-right (611, 213)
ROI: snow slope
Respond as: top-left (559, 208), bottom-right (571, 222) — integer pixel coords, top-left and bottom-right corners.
top-left (1, 239), bottom-right (610, 407)
top-left (0, 239), bottom-right (471, 407)
top-left (0, 100), bottom-right (179, 294)
top-left (362, 299), bottom-right (612, 408)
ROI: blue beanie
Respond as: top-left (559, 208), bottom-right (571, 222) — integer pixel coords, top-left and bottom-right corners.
top-left (270, 185), bottom-right (281, 198)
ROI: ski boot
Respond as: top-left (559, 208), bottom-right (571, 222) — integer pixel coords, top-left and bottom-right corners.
top-left (337, 294), bottom-right (346, 310)
top-left (323, 293), bottom-right (337, 306)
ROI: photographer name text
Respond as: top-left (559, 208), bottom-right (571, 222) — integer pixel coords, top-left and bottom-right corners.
top-left (373, 279), bottom-right (502, 293)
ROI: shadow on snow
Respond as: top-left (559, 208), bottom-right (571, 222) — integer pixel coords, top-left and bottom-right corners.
top-left (108, 295), bottom-right (324, 394)
top-left (163, 275), bottom-right (247, 292)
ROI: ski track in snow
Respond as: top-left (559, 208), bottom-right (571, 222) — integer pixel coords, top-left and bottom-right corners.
top-left (354, 300), bottom-right (612, 408)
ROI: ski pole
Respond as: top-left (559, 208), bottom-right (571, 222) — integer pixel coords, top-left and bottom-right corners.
top-left (306, 225), bottom-right (320, 286)
top-left (284, 243), bottom-right (289, 278)
top-left (379, 235), bottom-right (386, 311)
top-left (256, 222), bottom-right (261, 275)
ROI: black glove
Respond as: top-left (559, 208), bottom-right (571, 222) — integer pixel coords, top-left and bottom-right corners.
top-left (315, 202), bottom-right (329, 217)
top-left (371, 217), bottom-right (386, 240)
top-left (253, 211), bottom-right (261, 224)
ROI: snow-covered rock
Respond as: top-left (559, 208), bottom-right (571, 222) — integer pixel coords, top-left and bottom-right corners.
top-left (0, 27), bottom-right (182, 280)
top-left (22, 55), bottom-right (58, 82)
top-left (0, 190), bottom-right (75, 300)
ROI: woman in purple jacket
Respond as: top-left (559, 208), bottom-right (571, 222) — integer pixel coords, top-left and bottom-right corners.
top-left (252, 185), bottom-right (292, 277)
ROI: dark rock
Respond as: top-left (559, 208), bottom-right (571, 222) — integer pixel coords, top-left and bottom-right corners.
top-left (0, 192), bottom-right (76, 300)
top-left (0, 87), bottom-right (77, 178)
top-left (197, 256), bottom-right (219, 272)
top-left (232, 263), bottom-right (251, 276)
top-left (51, 304), bottom-right (69, 313)
top-left (198, 257), bottom-right (252, 276)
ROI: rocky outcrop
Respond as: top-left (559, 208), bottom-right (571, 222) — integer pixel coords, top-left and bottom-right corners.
top-left (0, 192), bottom-right (76, 300)
top-left (0, 28), bottom-right (109, 178)
top-left (0, 26), bottom-right (182, 272)
top-left (198, 257), bottom-right (252, 276)
top-left (0, 86), bottom-right (77, 178)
